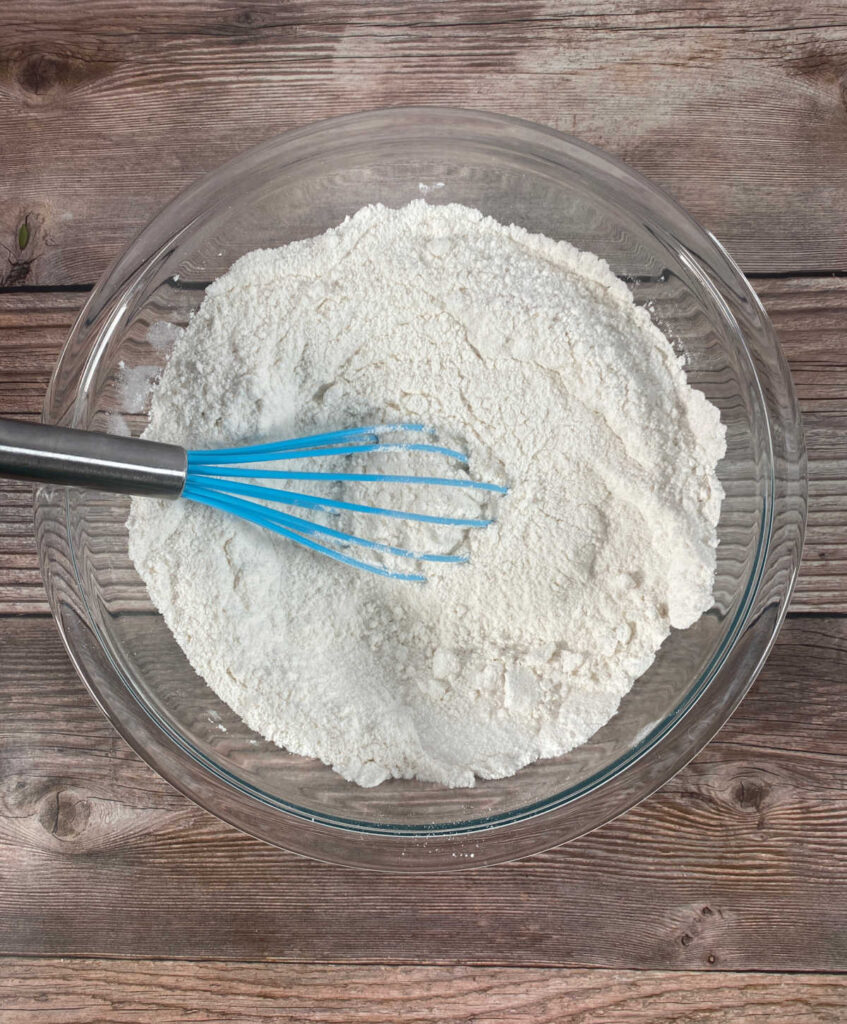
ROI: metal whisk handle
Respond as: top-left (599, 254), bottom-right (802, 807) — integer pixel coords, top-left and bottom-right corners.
top-left (0, 417), bottom-right (187, 498)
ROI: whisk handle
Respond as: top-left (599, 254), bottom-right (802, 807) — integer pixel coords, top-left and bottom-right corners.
top-left (0, 417), bottom-right (186, 498)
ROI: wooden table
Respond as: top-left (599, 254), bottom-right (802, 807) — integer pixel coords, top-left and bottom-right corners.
top-left (1, 3), bottom-right (846, 1021)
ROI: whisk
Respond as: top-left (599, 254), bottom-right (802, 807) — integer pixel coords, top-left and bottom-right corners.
top-left (0, 418), bottom-right (506, 582)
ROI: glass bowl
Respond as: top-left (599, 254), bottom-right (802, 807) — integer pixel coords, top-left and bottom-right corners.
top-left (34, 107), bottom-right (806, 871)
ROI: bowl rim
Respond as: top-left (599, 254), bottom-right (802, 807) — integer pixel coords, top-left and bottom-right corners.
top-left (36, 105), bottom-right (807, 871)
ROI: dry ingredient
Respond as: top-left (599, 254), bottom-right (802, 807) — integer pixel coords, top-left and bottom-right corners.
top-left (127, 201), bottom-right (726, 788)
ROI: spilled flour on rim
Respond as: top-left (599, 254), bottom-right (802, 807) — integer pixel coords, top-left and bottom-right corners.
top-left (128, 201), bottom-right (726, 788)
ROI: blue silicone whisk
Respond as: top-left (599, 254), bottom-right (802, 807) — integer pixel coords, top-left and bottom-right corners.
top-left (0, 418), bottom-right (506, 581)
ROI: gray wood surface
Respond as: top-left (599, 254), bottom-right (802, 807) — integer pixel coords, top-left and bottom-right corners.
top-left (2, 2), bottom-right (847, 283)
top-left (1, 1), bottom-right (846, 1019)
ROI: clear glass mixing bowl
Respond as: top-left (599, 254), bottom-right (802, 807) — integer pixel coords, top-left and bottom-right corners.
top-left (34, 108), bottom-right (806, 871)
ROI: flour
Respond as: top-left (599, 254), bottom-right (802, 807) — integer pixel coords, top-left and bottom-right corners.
top-left (127, 201), bottom-right (726, 788)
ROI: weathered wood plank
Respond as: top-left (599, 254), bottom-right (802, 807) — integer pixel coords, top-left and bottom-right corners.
top-left (2, 1), bottom-right (847, 283)
top-left (1, 613), bottom-right (845, 968)
top-left (754, 278), bottom-right (847, 612)
top-left (1, 960), bottom-right (845, 1024)
top-left (0, 293), bottom-right (79, 611)
top-left (0, 280), bottom-right (842, 612)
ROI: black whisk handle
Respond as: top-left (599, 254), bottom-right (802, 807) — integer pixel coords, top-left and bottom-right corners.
top-left (0, 417), bottom-right (186, 498)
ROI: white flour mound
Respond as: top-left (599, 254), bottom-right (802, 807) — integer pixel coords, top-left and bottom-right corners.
top-left (128, 201), bottom-right (726, 788)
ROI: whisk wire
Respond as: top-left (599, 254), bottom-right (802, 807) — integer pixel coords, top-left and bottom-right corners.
top-left (188, 465), bottom-right (506, 492)
top-left (188, 440), bottom-right (469, 465)
top-left (183, 423), bottom-right (505, 580)
top-left (190, 477), bottom-right (494, 528)
top-left (184, 482), bottom-right (468, 565)
top-left (193, 423), bottom-right (434, 456)
top-left (183, 483), bottom-right (431, 581)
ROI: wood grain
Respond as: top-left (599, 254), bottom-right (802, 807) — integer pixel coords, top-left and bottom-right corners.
top-left (2, 1), bottom-right (847, 284)
top-left (1, 1), bottom-right (846, 1013)
top-left (1, 280), bottom-right (843, 612)
top-left (1, 960), bottom-right (845, 1024)
top-left (0, 293), bottom-right (79, 612)
top-left (755, 278), bottom-right (847, 611)
top-left (2, 613), bottom-right (845, 968)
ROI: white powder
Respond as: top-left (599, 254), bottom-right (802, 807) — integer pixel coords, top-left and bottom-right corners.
top-left (127, 201), bottom-right (726, 788)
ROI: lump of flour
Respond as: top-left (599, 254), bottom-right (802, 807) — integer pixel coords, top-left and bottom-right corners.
top-left (127, 201), bottom-right (726, 788)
